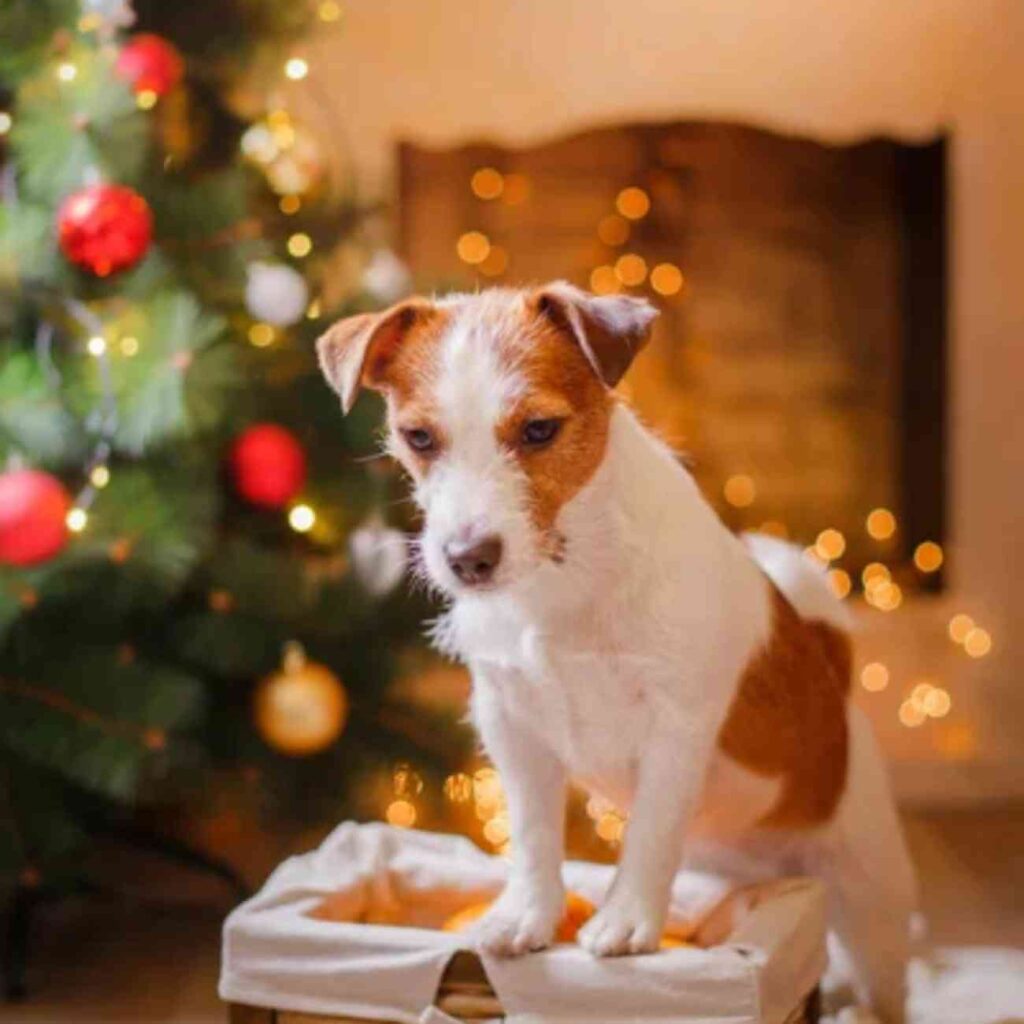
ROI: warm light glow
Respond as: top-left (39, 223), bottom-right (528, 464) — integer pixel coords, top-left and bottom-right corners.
top-left (650, 263), bottom-right (685, 296)
top-left (589, 265), bottom-right (620, 295)
top-left (913, 541), bottom-right (944, 573)
top-left (596, 812), bottom-right (625, 843)
top-left (66, 508), bottom-right (88, 533)
top-left (78, 12), bottom-right (103, 31)
top-left (597, 214), bottom-right (630, 247)
top-left (470, 167), bottom-right (504, 200)
top-left (479, 245), bottom-right (508, 277)
top-left (306, 299), bottom-right (322, 320)
top-left (57, 62), bottom-right (78, 83)
top-left (948, 613), bottom-right (975, 644)
top-left (814, 528), bottom-right (846, 562)
top-left (87, 335), bottom-right (107, 357)
top-left (287, 233), bottom-right (313, 258)
top-left (483, 814), bottom-right (510, 846)
top-left (385, 799), bottom-right (416, 828)
top-left (136, 89), bottom-right (158, 110)
top-left (279, 194), bottom-right (301, 215)
top-left (862, 562), bottom-right (891, 592)
top-left (0, 113), bottom-right (11, 136)
top-left (923, 687), bottom-right (952, 718)
top-left (248, 322), bottom-right (275, 348)
top-left (90, 465), bottom-right (110, 489)
top-left (898, 699), bottom-right (926, 728)
top-left (616, 186), bottom-right (650, 220)
top-left (284, 58), bottom-right (309, 81)
top-left (586, 794), bottom-right (615, 820)
top-left (317, 0), bottom-right (342, 21)
top-left (501, 173), bottom-right (530, 205)
top-left (963, 627), bottom-right (992, 658)
top-left (443, 773), bottom-right (473, 803)
top-left (758, 520), bottom-right (788, 539)
top-left (723, 474), bottom-right (756, 508)
top-left (614, 253), bottom-right (647, 286)
top-left (288, 504), bottom-right (316, 533)
top-left (935, 721), bottom-right (977, 760)
top-left (456, 230), bottom-right (491, 265)
top-left (869, 580), bottom-right (903, 612)
top-left (828, 568), bottom-right (852, 599)
top-left (860, 662), bottom-right (890, 692)
top-left (866, 507), bottom-right (897, 540)
top-left (119, 335), bottom-right (139, 357)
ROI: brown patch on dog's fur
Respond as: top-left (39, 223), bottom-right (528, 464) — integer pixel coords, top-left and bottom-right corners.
top-left (495, 300), bottom-right (615, 536)
top-left (717, 585), bottom-right (851, 828)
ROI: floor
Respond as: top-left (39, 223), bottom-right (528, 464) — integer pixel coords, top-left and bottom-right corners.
top-left (1, 805), bottom-right (1021, 1024)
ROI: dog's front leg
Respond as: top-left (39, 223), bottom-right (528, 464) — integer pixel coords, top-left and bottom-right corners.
top-left (578, 725), bottom-right (704, 956)
top-left (469, 671), bottom-right (567, 956)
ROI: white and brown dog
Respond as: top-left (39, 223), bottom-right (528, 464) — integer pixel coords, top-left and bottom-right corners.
top-left (318, 283), bottom-right (917, 1023)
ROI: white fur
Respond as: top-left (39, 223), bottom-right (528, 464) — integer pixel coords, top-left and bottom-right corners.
top-left (406, 307), bottom-right (914, 1022)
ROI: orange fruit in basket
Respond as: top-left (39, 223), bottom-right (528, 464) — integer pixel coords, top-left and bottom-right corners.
top-left (442, 892), bottom-right (694, 947)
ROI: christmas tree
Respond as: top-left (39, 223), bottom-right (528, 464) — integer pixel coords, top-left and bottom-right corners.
top-left (0, 0), bottom-right (466, 980)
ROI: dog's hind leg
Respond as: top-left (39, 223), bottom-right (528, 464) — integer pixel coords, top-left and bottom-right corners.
top-left (808, 705), bottom-right (917, 1024)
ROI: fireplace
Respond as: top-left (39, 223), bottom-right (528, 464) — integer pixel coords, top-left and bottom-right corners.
top-left (397, 122), bottom-right (946, 589)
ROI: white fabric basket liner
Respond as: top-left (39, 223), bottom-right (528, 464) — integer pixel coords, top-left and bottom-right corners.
top-left (220, 823), bottom-right (827, 1024)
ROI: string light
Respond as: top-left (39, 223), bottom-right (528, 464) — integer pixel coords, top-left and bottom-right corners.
top-left (385, 799), bottom-right (416, 828)
top-left (898, 698), bottom-right (926, 728)
top-left (89, 465), bottom-right (110, 488)
top-left (136, 90), bottom-right (158, 110)
top-left (614, 253), bottom-right (647, 286)
top-left (483, 814), bottom-right (510, 846)
top-left (589, 265), bottom-right (620, 295)
top-left (963, 627), bottom-right (992, 658)
top-left (758, 520), bottom-right (788, 539)
top-left (57, 62), bottom-right (78, 83)
top-left (456, 231), bottom-right (490, 265)
top-left (948, 613), bottom-right (974, 644)
top-left (0, 112), bottom-right (11, 135)
top-left (913, 541), bottom-right (944, 572)
top-left (284, 58), bottom-right (309, 81)
top-left (814, 528), bottom-right (846, 562)
top-left (317, 0), bottom-right (342, 22)
top-left (597, 214), bottom-right (630, 247)
top-left (478, 245), bottom-right (508, 277)
top-left (87, 335), bottom-right (107, 357)
top-left (470, 167), bottom-right (504, 200)
top-left (306, 299), bottom-right (322, 320)
top-left (723, 474), bottom-right (756, 508)
top-left (119, 335), bottom-right (139, 356)
top-left (616, 186), bottom-right (650, 220)
top-left (596, 812), bottom-right (625, 843)
top-left (66, 508), bottom-right (88, 533)
top-left (860, 662), bottom-right (890, 692)
top-left (500, 173), bottom-right (530, 205)
top-left (248, 322), bottom-right (275, 347)
top-left (279, 194), bottom-right (301, 215)
top-left (443, 773), bottom-right (473, 802)
top-left (650, 263), bottom-right (685, 296)
top-left (862, 562), bottom-right (891, 591)
top-left (828, 568), bottom-right (851, 599)
top-left (288, 504), bottom-right (315, 533)
top-left (287, 232), bottom-right (313, 258)
top-left (923, 687), bottom-right (952, 718)
top-left (866, 507), bottom-right (897, 540)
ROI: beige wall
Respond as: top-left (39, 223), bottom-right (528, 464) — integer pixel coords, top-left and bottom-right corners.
top-left (298, 0), bottom-right (1023, 801)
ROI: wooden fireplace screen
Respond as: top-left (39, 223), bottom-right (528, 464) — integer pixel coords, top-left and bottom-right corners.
top-left (396, 123), bottom-right (946, 580)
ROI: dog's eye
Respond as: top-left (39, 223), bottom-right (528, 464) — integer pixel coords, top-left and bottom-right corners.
top-left (401, 427), bottom-right (436, 453)
top-left (521, 418), bottom-right (562, 447)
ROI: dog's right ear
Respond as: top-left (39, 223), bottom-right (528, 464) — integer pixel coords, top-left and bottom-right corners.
top-left (316, 299), bottom-right (435, 413)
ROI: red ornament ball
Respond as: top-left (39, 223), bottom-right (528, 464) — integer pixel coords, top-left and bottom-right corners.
top-left (0, 470), bottom-right (71, 567)
top-left (230, 424), bottom-right (307, 508)
top-left (57, 184), bottom-right (153, 278)
top-left (115, 33), bottom-right (185, 97)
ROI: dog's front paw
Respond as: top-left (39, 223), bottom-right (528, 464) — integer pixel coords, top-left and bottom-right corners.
top-left (472, 885), bottom-right (563, 957)
top-left (577, 890), bottom-right (663, 957)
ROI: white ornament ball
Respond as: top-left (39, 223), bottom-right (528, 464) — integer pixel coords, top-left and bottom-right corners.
top-left (245, 262), bottom-right (310, 328)
top-left (349, 518), bottom-right (407, 597)
top-left (363, 250), bottom-right (411, 304)
top-left (82, 0), bottom-right (136, 29)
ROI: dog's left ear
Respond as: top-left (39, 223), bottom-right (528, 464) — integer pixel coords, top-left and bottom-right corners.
top-left (316, 298), bottom-right (435, 413)
top-left (532, 281), bottom-right (658, 387)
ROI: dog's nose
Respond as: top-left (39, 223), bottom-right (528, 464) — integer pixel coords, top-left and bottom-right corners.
top-left (446, 535), bottom-right (503, 586)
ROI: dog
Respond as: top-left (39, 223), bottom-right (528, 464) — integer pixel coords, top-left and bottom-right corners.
top-left (317, 282), bottom-right (917, 1023)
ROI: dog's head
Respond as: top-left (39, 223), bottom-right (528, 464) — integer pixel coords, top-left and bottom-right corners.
top-left (317, 283), bottom-right (657, 597)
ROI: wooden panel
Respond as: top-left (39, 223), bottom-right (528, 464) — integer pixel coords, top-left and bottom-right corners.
top-left (398, 124), bottom-right (946, 571)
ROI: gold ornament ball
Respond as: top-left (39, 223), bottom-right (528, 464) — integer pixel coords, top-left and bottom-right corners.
top-left (255, 649), bottom-right (348, 757)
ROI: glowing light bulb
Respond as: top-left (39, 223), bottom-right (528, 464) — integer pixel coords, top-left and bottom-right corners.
top-left (866, 507), bottom-right (897, 540)
top-left (948, 613), bottom-right (974, 644)
top-left (616, 186), bottom-right (650, 220)
top-left (66, 508), bottom-right (88, 533)
top-left (650, 263), bottom-right (685, 296)
top-left (963, 627), bottom-right (992, 658)
top-left (87, 335), bottom-right (107, 357)
top-left (860, 662), bottom-right (890, 692)
top-left (828, 568), bottom-right (852, 599)
top-left (0, 112), bottom-right (11, 135)
top-left (723, 474), bottom-right (756, 508)
top-left (614, 253), bottom-right (648, 286)
top-left (119, 336), bottom-right (139, 356)
top-left (385, 799), bottom-right (416, 828)
top-left (317, 0), bottom-right (342, 22)
top-left (248, 323), bottom-right (275, 347)
top-left (90, 465), bottom-right (110, 488)
top-left (57, 63), bottom-right (78, 83)
top-left (284, 58), bottom-right (309, 81)
top-left (136, 89), bottom-right (158, 110)
top-left (456, 231), bottom-right (490, 265)
top-left (287, 232), bottom-right (313, 258)
top-left (288, 504), bottom-right (315, 533)
top-left (814, 528), bottom-right (846, 562)
top-left (589, 265), bottom-right (620, 295)
top-left (470, 167), bottom-right (504, 200)
top-left (913, 541), bottom-right (944, 572)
